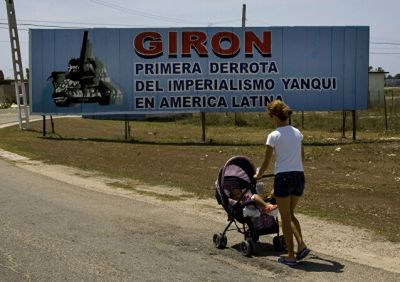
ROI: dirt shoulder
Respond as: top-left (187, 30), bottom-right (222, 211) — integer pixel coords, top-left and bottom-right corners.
top-left (0, 148), bottom-right (399, 274)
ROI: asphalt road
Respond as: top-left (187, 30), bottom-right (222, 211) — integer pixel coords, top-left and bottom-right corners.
top-left (0, 108), bottom-right (41, 127)
top-left (1, 159), bottom-right (400, 281)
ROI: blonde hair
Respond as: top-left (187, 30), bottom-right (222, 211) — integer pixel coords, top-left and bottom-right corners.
top-left (267, 100), bottom-right (292, 121)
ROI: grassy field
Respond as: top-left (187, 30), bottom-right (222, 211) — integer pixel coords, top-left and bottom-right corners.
top-left (0, 112), bottom-right (399, 242)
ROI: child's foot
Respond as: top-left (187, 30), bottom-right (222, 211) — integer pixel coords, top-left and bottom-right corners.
top-left (263, 204), bottom-right (278, 214)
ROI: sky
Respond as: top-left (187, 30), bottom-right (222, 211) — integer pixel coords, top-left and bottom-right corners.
top-left (1, 0), bottom-right (400, 78)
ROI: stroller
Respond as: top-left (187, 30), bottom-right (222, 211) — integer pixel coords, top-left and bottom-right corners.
top-left (213, 156), bottom-right (285, 256)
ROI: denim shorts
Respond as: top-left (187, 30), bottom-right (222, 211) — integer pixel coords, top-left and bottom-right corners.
top-left (273, 171), bottom-right (305, 198)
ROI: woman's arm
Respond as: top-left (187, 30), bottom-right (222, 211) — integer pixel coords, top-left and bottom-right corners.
top-left (254, 145), bottom-right (273, 179)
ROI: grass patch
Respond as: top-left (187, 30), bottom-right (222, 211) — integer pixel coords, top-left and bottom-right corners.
top-left (0, 115), bottom-right (399, 242)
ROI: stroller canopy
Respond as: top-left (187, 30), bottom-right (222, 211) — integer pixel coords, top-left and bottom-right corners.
top-left (216, 156), bottom-right (256, 198)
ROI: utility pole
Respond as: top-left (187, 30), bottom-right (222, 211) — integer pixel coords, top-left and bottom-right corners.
top-left (242, 3), bottom-right (246, 27)
top-left (5, 0), bottom-right (30, 129)
top-left (235, 4), bottom-right (246, 126)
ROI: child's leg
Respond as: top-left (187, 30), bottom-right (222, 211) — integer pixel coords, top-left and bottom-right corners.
top-left (251, 194), bottom-right (277, 213)
top-left (251, 194), bottom-right (271, 208)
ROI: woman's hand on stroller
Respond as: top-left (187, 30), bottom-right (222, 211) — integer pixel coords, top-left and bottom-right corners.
top-left (254, 167), bottom-right (263, 180)
top-left (254, 173), bottom-right (261, 180)
top-left (254, 172), bottom-right (274, 180)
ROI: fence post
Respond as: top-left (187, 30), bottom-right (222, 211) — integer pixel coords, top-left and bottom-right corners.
top-left (391, 89), bottom-right (395, 119)
top-left (384, 91), bottom-right (388, 131)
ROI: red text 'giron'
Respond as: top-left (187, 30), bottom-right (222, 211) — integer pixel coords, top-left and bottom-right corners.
top-left (134, 30), bottom-right (272, 58)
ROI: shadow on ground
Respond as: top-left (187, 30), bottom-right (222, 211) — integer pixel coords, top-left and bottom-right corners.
top-left (232, 242), bottom-right (345, 273)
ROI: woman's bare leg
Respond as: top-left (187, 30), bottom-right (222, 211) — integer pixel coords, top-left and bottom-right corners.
top-left (290, 195), bottom-right (307, 252)
top-left (275, 196), bottom-right (295, 260)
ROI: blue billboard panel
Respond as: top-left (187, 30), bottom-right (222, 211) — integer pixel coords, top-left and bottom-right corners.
top-left (30, 26), bottom-right (369, 114)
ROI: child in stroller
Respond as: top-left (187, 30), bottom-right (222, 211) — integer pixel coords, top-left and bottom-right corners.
top-left (213, 156), bottom-right (286, 256)
top-left (228, 185), bottom-right (278, 216)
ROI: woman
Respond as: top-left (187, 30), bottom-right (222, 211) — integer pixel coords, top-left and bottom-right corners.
top-left (254, 100), bottom-right (310, 266)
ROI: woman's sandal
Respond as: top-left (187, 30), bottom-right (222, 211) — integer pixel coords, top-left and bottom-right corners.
top-left (296, 248), bottom-right (311, 260)
top-left (278, 257), bottom-right (298, 266)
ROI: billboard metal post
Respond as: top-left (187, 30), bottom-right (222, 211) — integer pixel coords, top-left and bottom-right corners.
top-left (342, 111), bottom-right (346, 138)
top-left (42, 115), bottom-right (46, 137)
top-left (352, 110), bottom-right (356, 141)
top-left (201, 112), bottom-right (206, 143)
top-left (124, 120), bottom-right (128, 140)
top-left (50, 115), bottom-right (54, 133)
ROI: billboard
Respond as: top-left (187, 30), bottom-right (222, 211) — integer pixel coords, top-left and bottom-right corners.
top-left (30, 26), bottom-right (369, 115)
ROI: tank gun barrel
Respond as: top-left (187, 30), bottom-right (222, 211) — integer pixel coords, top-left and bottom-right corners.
top-left (79, 31), bottom-right (89, 67)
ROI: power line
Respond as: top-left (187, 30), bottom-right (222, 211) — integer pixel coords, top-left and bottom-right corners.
top-left (207, 19), bottom-right (241, 26)
top-left (88, 0), bottom-right (240, 26)
top-left (89, 0), bottom-right (203, 24)
top-left (4, 22), bottom-right (83, 29)
top-left (0, 18), bottom-right (149, 28)
top-left (1, 17), bottom-right (240, 29)
top-left (0, 21), bottom-right (136, 29)
top-left (0, 26), bottom-right (28, 31)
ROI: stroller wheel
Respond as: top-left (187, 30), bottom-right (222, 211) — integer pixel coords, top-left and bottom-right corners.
top-left (273, 235), bottom-right (286, 252)
top-left (240, 239), bottom-right (254, 257)
top-left (213, 233), bottom-right (227, 249)
top-left (251, 234), bottom-right (259, 243)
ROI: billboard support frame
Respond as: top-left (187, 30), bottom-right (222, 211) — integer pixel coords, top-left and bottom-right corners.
top-left (352, 110), bottom-right (356, 140)
top-left (201, 112), bottom-right (206, 143)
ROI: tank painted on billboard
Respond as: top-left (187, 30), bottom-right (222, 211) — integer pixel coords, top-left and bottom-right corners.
top-left (49, 31), bottom-right (123, 107)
